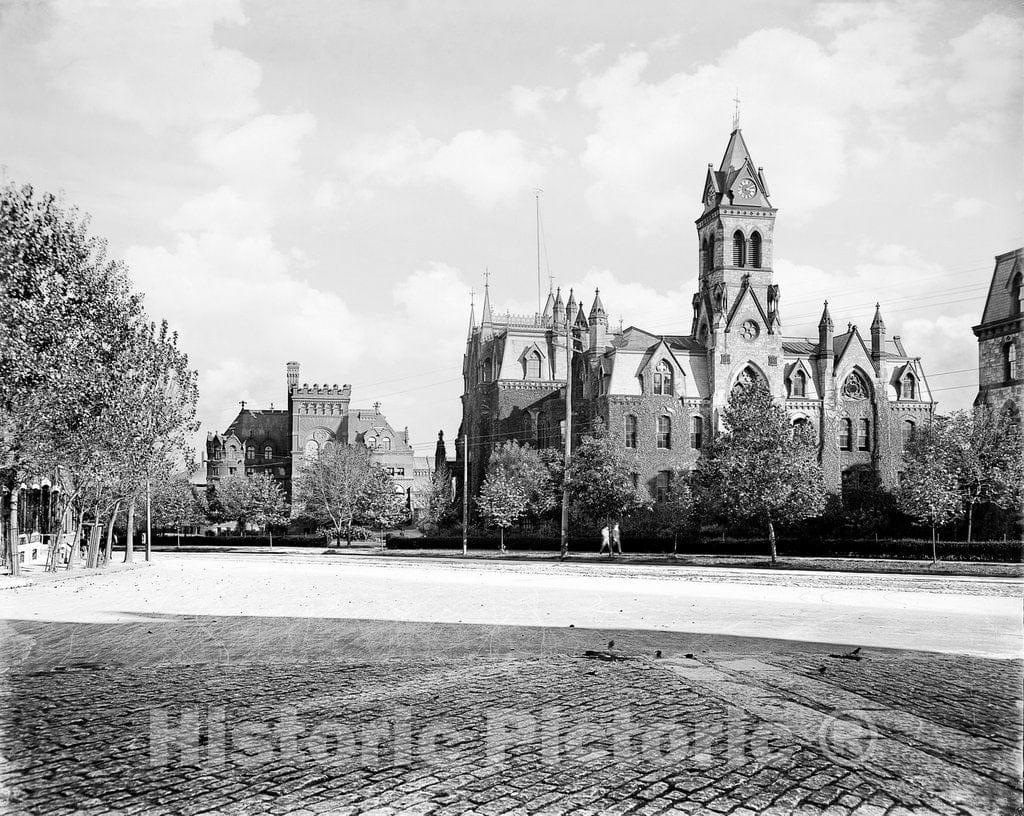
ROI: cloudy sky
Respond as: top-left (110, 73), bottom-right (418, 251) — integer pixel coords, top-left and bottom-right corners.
top-left (2, 0), bottom-right (1022, 460)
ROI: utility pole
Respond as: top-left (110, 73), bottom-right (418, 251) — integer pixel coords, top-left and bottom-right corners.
top-left (145, 477), bottom-right (152, 562)
top-left (560, 293), bottom-right (573, 560)
top-left (462, 432), bottom-right (469, 556)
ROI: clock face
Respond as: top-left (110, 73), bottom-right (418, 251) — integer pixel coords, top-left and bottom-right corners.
top-left (738, 178), bottom-right (757, 198)
top-left (740, 320), bottom-right (759, 341)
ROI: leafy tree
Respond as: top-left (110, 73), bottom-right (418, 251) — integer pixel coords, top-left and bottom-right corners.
top-left (486, 441), bottom-right (557, 518)
top-left (244, 471), bottom-right (288, 546)
top-left (294, 444), bottom-right (373, 545)
top-left (897, 419), bottom-right (963, 560)
top-left (941, 406), bottom-right (1024, 543)
top-left (421, 466), bottom-right (455, 530)
top-left (692, 381), bottom-right (826, 564)
top-left (209, 475), bottom-right (256, 533)
top-left (150, 471), bottom-right (208, 549)
top-left (355, 466), bottom-right (409, 534)
top-left (476, 472), bottom-right (530, 552)
top-left (567, 425), bottom-right (642, 533)
top-left (649, 470), bottom-right (694, 555)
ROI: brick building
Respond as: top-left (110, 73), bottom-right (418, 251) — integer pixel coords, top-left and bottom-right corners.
top-left (458, 125), bottom-right (936, 503)
top-left (206, 361), bottom-right (433, 511)
top-left (973, 248), bottom-right (1022, 415)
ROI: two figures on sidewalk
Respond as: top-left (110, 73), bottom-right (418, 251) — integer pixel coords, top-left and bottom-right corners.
top-left (599, 523), bottom-right (621, 558)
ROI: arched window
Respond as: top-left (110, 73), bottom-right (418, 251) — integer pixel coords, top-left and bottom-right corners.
top-left (734, 365), bottom-right (760, 391)
top-left (1013, 272), bottom-right (1023, 316)
top-left (839, 418), bottom-right (852, 451)
top-left (263, 445), bottom-right (273, 461)
top-left (624, 415), bottom-right (638, 448)
top-left (857, 418), bottom-right (871, 451)
top-left (653, 361), bottom-right (673, 395)
top-left (482, 359), bottom-right (493, 382)
top-left (707, 233), bottom-right (715, 272)
top-left (749, 232), bottom-right (762, 269)
top-left (522, 410), bottom-right (533, 441)
top-left (732, 231), bottom-right (746, 267)
top-left (690, 416), bottom-right (703, 450)
top-left (1005, 343), bottom-right (1017, 381)
top-left (380, 436), bottom-right (392, 451)
top-left (902, 420), bottom-right (915, 447)
top-left (791, 370), bottom-right (807, 398)
top-left (525, 351), bottom-right (542, 379)
top-left (902, 373), bottom-right (916, 400)
top-left (246, 445), bottom-right (255, 460)
top-left (303, 440), bottom-right (319, 460)
top-left (700, 238), bottom-right (708, 274)
top-left (657, 416), bottom-right (671, 449)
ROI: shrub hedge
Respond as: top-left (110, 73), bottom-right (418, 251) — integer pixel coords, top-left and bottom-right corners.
top-left (151, 534), bottom-right (378, 549)
top-left (386, 535), bottom-right (1023, 562)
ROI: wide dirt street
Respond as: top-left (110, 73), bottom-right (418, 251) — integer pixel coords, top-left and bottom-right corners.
top-left (1, 552), bottom-right (1021, 815)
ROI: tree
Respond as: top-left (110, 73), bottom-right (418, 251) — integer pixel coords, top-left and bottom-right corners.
top-left (942, 406), bottom-right (1024, 543)
top-left (150, 471), bottom-right (208, 549)
top-left (210, 475), bottom-right (255, 533)
top-left (421, 466), bottom-right (455, 530)
top-left (692, 381), bottom-right (827, 564)
top-left (567, 425), bottom-right (642, 533)
top-left (651, 470), bottom-right (694, 555)
top-left (486, 442), bottom-right (557, 518)
top-left (246, 471), bottom-right (289, 546)
top-left (476, 472), bottom-right (530, 552)
top-left (355, 466), bottom-right (409, 535)
top-left (897, 419), bottom-right (963, 561)
top-left (294, 444), bottom-right (373, 545)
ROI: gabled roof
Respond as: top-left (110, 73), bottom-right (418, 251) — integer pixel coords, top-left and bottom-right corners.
top-left (633, 337), bottom-right (689, 379)
top-left (224, 409), bottom-right (291, 453)
top-left (725, 277), bottom-right (773, 333)
top-left (833, 326), bottom-right (872, 369)
top-left (719, 128), bottom-right (755, 172)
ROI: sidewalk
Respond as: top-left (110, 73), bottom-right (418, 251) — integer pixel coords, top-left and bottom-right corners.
top-left (0, 559), bottom-right (150, 589)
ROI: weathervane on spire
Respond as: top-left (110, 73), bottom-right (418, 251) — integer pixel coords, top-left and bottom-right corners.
top-left (732, 88), bottom-right (741, 130)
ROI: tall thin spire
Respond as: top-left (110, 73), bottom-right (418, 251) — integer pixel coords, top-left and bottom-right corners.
top-left (871, 302), bottom-right (886, 332)
top-left (818, 300), bottom-right (834, 331)
top-left (481, 269), bottom-right (493, 325)
top-left (732, 88), bottom-right (741, 130)
top-left (467, 288), bottom-right (476, 338)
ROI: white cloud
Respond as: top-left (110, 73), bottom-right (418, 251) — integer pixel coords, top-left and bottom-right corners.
top-left (572, 42), bottom-right (606, 68)
top-left (194, 112), bottom-right (318, 183)
top-left (38, 0), bottom-right (261, 130)
top-left (947, 13), bottom-right (1024, 113)
top-left (509, 84), bottom-right (568, 118)
top-left (575, 6), bottom-right (940, 234)
top-left (337, 125), bottom-right (545, 208)
top-left (950, 197), bottom-right (991, 219)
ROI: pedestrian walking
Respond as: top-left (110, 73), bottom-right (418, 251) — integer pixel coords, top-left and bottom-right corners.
top-left (598, 524), bottom-right (611, 556)
top-left (611, 522), bottom-right (622, 556)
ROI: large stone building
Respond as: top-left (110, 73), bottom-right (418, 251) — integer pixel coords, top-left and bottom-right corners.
top-left (974, 248), bottom-right (1022, 415)
top-left (459, 125), bottom-right (936, 503)
top-left (206, 361), bottom-right (434, 511)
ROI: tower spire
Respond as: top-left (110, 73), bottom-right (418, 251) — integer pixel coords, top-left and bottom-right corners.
top-left (467, 288), bottom-right (476, 338)
top-left (481, 270), bottom-right (492, 325)
top-left (732, 88), bottom-right (741, 130)
top-left (818, 300), bottom-right (834, 331)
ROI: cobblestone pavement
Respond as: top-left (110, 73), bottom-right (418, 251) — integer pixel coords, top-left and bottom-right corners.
top-left (1, 613), bottom-right (1021, 815)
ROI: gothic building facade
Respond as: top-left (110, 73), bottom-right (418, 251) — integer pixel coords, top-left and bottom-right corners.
top-left (459, 126), bottom-right (936, 503)
top-left (206, 361), bottom-right (434, 511)
top-left (974, 247), bottom-right (1022, 415)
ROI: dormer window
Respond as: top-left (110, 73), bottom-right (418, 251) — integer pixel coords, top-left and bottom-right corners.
top-left (525, 351), bottom-right (542, 379)
top-left (791, 370), bottom-right (807, 398)
top-left (1013, 272), bottom-right (1023, 316)
top-left (264, 445), bottom-right (273, 460)
top-left (246, 445), bottom-right (255, 460)
top-left (653, 361), bottom-right (673, 395)
top-left (901, 373), bottom-right (916, 400)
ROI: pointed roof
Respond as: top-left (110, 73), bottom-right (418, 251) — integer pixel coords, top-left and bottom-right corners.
top-left (871, 303), bottom-right (885, 332)
top-left (589, 288), bottom-right (606, 320)
top-left (553, 286), bottom-right (564, 323)
top-left (818, 301), bottom-right (834, 332)
top-left (480, 280), bottom-right (493, 325)
top-left (575, 302), bottom-right (588, 328)
top-left (467, 294), bottom-right (476, 338)
top-left (541, 289), bottom-right (555, 321)
top-left (719, 128), bottom-right (755, 172)
top-left (565, 288), bottom-right (577, 321)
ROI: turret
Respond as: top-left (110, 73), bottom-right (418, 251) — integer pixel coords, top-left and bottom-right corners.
top-left (589, 288), bottom-right (609, 351)
top-left (870, 302), bottom-right (886, 362)
top-left (818, 301), bottom-right (834, 380)
top-left (434, 430), bottom-right (447, 474)
top-left (286, 361), bottom-right (300, 391)
top-left (552, 287), bottom-right (564, 326)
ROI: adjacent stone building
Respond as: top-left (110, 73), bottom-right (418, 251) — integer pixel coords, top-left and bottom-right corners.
top-left (459, 125), bottom-right (936, 503)
top-left (974, 248), bottom-right (1023, 415)
top-left (206, 362), bottom-right (434, 512)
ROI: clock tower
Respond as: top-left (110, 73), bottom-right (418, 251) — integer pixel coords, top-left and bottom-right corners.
top-left (691, 126), bottom-right (784, 414)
